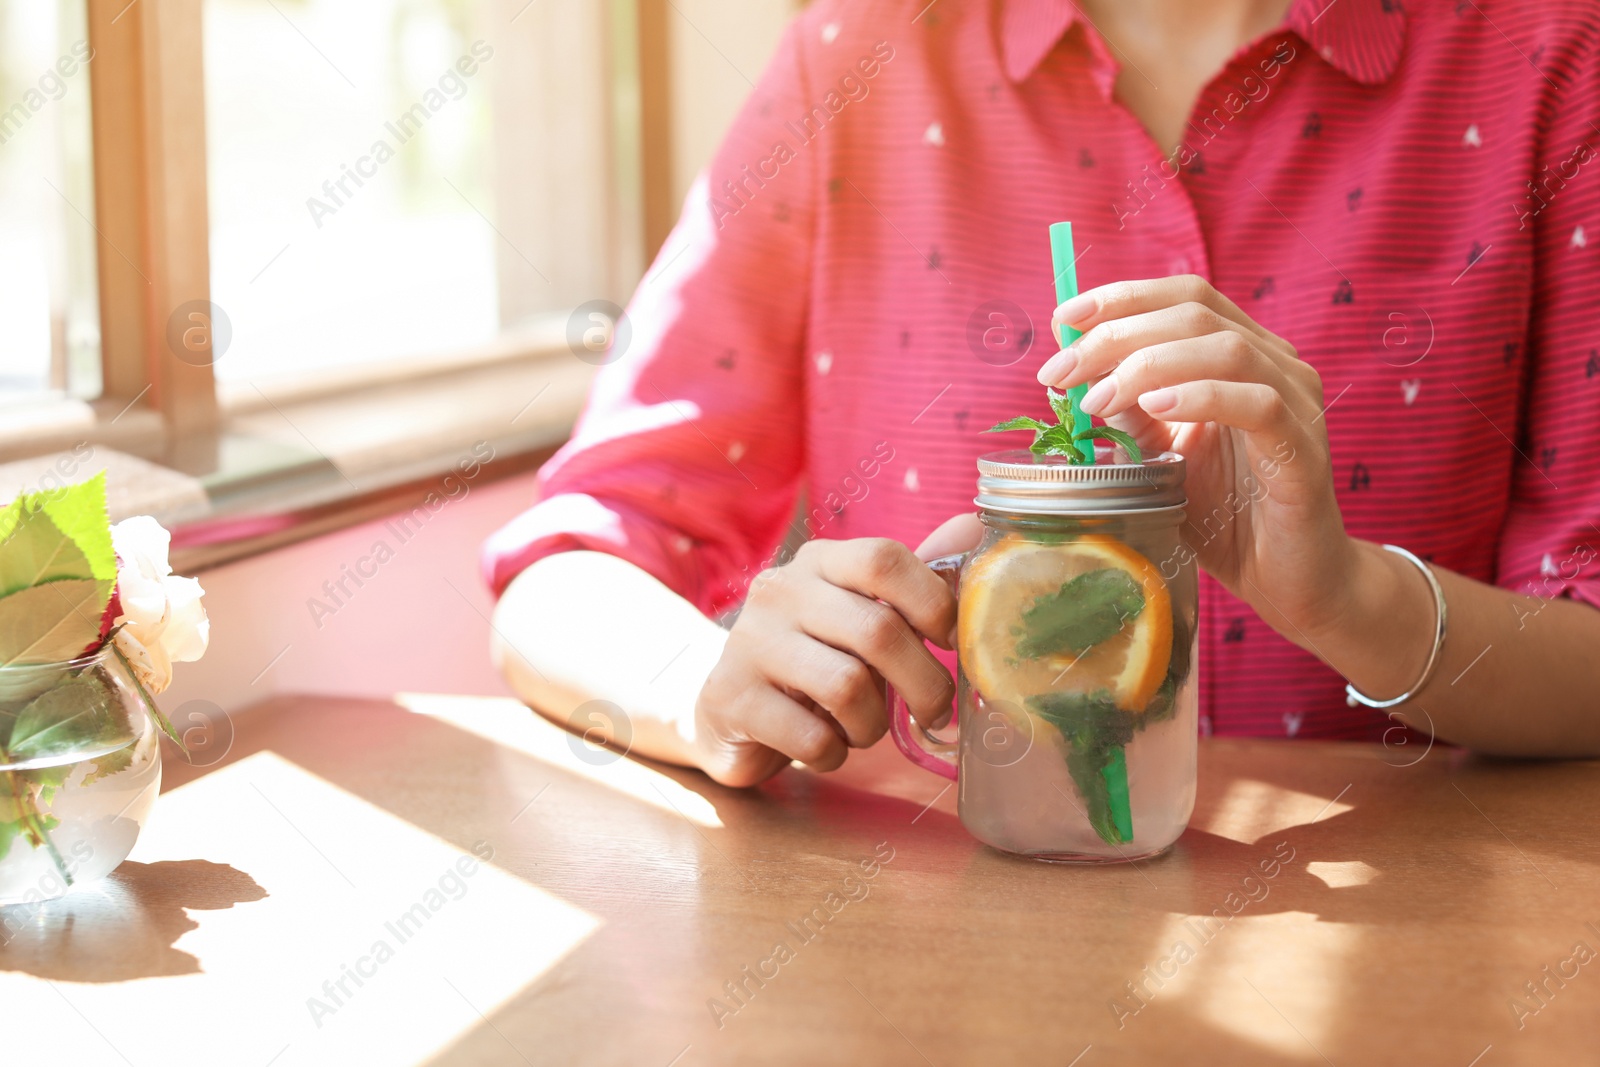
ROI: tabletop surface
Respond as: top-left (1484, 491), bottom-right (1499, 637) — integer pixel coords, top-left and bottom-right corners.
top-left (2, 692), bottom-right (1598, 1066)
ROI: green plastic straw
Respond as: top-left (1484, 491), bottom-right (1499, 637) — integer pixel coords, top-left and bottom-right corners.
top-left (1103, 748), bottom-right (1134, 843)
top-left (1048, 222), bottom-right (1095, 466)
top-left (1052, 222), bottom-right (1132, 845)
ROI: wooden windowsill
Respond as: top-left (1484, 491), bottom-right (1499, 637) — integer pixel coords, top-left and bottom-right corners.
top-left (0, 347), bottom-right (593, 572)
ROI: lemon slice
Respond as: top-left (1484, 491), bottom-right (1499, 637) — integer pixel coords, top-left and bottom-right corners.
top-left (958, 533), bottom-right (1172, 715)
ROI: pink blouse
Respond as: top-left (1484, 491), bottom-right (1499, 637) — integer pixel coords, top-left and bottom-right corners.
top-left (484, 0), bottom-right (1600, 740)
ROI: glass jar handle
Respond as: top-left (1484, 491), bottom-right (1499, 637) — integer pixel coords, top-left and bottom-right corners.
top-left (887, 553), bottom-right (964, 781)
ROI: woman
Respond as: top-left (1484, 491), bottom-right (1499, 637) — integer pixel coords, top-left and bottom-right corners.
top-left (484, 0), bottom-right (1600, 786)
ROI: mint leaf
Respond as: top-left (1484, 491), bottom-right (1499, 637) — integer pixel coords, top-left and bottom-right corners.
top-left (986, 416), bottom-right (1052, 434)
top-left (1047, 387), bottom-right (1075, 428)
top-left (1015, 567), bottom-right (1145, 659)
top-left (1030, 424), bottom-right (1081, 459)
top-left (1028, 688), bottom-right (1134, 844)
top-left (991, 388), bottom-right (1145, 466)
top-left (1073, 425), bottom-right (1143, 464)
top-left (0, 579), bottom-right (113, 667)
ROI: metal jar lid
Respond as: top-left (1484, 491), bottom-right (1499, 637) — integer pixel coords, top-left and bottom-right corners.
top-left (975, 449), bottom-right (1187, 515)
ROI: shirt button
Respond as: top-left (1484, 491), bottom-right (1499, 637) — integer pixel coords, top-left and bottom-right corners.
top-left (1168, 256), bottom-right (1192, 275)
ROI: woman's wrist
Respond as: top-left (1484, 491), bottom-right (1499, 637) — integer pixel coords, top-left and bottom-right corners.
top-left (1299, 538), bottom-right (1437, 702)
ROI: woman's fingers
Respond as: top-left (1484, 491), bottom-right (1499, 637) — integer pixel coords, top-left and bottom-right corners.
top-left (731, 681), bottom-right (849, 772)
top-left (1071, 331), bottom-right (1297, 421)
top-left (1136, 378), bottom-right (1303, 440)
top-left (1052, 274), bottom-right (1278, 348)
top-left (801, 537), bottom-right (957, 650)
top-left (1039, 302), bottom-right (1261, 390)
top-left (702, 531), bottom-right (968, 782)
top-left (1101, 402), bottom-right (1173, 458)
top-left (795, 584), bottom-right (954, 730)
top-left (914, 512), bottom-right (982, 561)
top-left (758, 631), bottom-right (892, 748)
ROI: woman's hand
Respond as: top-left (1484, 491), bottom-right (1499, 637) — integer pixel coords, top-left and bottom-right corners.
top-left (1037, 275), bottom-right (1355, 646)
top-left (693, 530), bottom-right (970, 787)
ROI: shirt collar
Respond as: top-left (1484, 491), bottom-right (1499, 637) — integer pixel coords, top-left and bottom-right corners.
top-left (999, 0), bottom-right (1407, 87)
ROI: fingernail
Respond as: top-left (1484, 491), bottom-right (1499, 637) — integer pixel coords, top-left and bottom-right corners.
top-left (1036, 350), bottom-right (1077, 385)
top-left (1058, 293), bottom-right (1097, 325)
top-left (931, 704), bottom-right (954, 730)
top-left (1140, 387), bottom-right (1179, 415)
top-left (1079, 377), bottom-right (1115, 415)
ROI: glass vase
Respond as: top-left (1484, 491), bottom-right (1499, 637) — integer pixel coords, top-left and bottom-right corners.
top-left (0, 648), bottom-right (162, 906)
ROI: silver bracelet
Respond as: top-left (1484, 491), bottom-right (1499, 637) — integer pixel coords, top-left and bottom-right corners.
top-left (1344, 544), bottom-right (1448, 709)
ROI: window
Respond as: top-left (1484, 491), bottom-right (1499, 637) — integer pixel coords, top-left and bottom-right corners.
top-left (204, 0), bottom-right (526, 386)
top-left (0, 0), bottom-right (99, 409)
top-left (0, 0), bottom-right (798, 563)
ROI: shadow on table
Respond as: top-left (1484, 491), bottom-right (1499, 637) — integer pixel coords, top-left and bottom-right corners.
top-left (0, 860), bottom-right (266, 982)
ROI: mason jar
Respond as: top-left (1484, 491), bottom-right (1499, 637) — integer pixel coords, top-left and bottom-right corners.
top-left (890, 449), bottom-right (1198, 862)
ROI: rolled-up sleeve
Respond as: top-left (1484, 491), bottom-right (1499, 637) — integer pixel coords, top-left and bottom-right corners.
top-left (482, 17), bottom-right (818, 614)
top-left (1496, 42), bottom-right (1600, 610)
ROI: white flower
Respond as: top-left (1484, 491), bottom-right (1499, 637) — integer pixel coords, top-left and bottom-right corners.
top-left (110, 516), bottom-right (209, 694)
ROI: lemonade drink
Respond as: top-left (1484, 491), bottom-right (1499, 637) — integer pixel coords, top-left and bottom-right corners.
top-left (891, 450), bottom-right (1198, 862)
top-left (954, 519), bottom-right (1197, 861)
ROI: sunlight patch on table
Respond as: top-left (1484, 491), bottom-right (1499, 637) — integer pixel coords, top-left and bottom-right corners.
top-left (1190, 778), bottom-right (1354, 844)
top-left (1305, 860), bottom-right (1381, 888)
top-left (1184, 912), bottom-right (1356, 1059)
top-left (395, 691), bottom-right (723, 827)
top-left (0, 752), bottom-right (599, 1067)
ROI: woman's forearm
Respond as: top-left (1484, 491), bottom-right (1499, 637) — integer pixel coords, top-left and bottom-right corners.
top-left (1301, 538), bottom-right (1600, 757)
top-left (490, 551), bottom-right (726, 767)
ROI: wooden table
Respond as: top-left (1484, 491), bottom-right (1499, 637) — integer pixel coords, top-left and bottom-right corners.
top-left (3, 694), bottom-right (1598, 1066)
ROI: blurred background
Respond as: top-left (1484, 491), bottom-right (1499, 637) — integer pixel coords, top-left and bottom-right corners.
top-left (0, 0), bottom-right (802, 709)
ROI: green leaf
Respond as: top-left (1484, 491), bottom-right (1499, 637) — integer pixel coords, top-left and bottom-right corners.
top-left (988, 387), bottom-right (1156, 468)
top-left (0, 812), bottom-right (59, 862)
top-left (0, 816), bottom-right (19, 862)
top-left (23, 762), bottom-right (72, 807)
top-left (1073, 425), bottom-right (1144, 464)
top-left (31, 472), bottom-right (116, 584)
top-left (5, 671), bottom-right (131, 762)
top-left (0, 476), bottom-right (116, 663)
top-left (985, 416), bottom-right (1052, 434)
top-left (1028, 688), bottom-right (1135, 845)
top-left (0, 764), bottom-right (70, 859)
top-left (82, 742), bottom-right (136, 786)
top-left (1030, 424), bottom-right (1082, 460)
top-left (0, 496), bottom-right (24, 545)
top-left (1015, 567), bottom-right (1145, 659)
top-left (0, 507), bottom-right (94, 599)
top-left (1046, 387), bottom-right (1075, 428)
top-left (111, 643), bottom-right (186, 751)
top-left (0, 578), bottom-right (113, 667)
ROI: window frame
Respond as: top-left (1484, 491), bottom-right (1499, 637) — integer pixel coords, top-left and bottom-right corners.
top-left (63, 0), bottom-right (678, 443)
top-left (0, 0), bottom-right (697, 570)
top-left (88, 0), bottom-right (216, 434)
